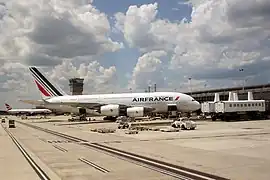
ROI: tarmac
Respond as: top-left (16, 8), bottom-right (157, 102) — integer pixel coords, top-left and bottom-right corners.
top-left (1, 115), bottom-right (270, 180)
top-left (0, 122), bottom-right (40, 180)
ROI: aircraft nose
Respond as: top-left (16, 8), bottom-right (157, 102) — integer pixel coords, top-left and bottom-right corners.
top-left (193, 101), bottom-right (201, 111)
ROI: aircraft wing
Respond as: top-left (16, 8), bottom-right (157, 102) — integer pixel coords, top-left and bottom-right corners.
top-left (20, 99), bottom-right (102, 112)
top-left (57, 102), bottom-right (127, 110)
top-left (54, 102), bottom-right (155, 112)
top-left (19, 99), bottom-right (45, 106)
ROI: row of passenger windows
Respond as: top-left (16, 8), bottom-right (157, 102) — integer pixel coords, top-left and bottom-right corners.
top-left (229, 103), bottom-right (264, 107)
top-left (131, 102), bottom-right (159, 105)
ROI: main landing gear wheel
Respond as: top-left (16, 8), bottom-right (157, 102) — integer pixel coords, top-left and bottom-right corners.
top-left (103, 116), bottom-right (117, 121)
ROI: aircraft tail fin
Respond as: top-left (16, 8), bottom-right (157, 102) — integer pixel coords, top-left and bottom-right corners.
top-left (5, 103), bottom-right (12, 110)
top-left (29, 66), bottom-right (67, 99)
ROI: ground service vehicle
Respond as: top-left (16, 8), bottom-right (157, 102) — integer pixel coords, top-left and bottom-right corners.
top-left (171, 118), bottom-right (197, 130)
top-left (118, 121), bottom-right (130, 129)
top-left (9, 120), bottom-right (15, 128)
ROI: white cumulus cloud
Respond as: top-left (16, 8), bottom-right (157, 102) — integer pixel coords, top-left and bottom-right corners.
top-left (115, 0), bottom-right (270, 90)
top-left (0, 0), bottom-right (122, 108)
top-left (1, 0), bottom-right (270, 108)
top-left (49, 60), bottom-right (119, 94)
top-left (0, 0), bottom-right (122, 66)
top-left (129, 50), bottom-right (167, 90)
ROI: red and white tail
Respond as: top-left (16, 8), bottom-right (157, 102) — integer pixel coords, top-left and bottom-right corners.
top-left (5, 103), bottom-right (12, 110)
top-left (29, 67), bottom-right (67, 99)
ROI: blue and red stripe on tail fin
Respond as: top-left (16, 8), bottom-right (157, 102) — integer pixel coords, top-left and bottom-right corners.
top-left (5, 103), bottom-right (12, 110)
top-left (29, 67), bottom-right (67, 99)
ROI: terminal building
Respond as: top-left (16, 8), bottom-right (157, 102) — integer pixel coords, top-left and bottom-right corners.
top-left (185, 83), bottom-right (270, 103)
top-left (69, 78), bottom-right (84, 95)
top-left (185, 83), bottom-right (270, 113)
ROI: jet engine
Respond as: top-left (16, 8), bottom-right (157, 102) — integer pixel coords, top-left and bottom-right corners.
top-left (100, 104), bottom-right (127, 116)
top-left (100, 105), bottom-right (153, 117)
top-left (127, 107), bottom-right (153, 117)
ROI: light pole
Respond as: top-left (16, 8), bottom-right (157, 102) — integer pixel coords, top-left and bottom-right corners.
top-left (204, 84), bottom-right (207, 89)
top-left (188, 77), bottom-right (192, 96)
top-left (244, 78), bottom-right (248, 87)
top-left (239, 68), bottom-right (244, 90)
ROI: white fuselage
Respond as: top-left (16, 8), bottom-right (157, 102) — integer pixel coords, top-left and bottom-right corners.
top-left (7, 109), bottom-right (52, 114)
top-left (20, 100), bottom-right (101, 115)
top-left (44, 104), bottom-right (100, 115)
top-left (45, 92), bottom-right (200, 113)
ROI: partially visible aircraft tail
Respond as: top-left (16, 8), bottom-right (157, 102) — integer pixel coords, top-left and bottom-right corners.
top-left (29, 66), bottom-right (67, 99)
top-left (5, 103), bottom-right (12, 110)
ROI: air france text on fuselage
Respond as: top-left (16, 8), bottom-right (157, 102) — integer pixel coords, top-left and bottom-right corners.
top-left (132, 96), bottom-right (174, 102)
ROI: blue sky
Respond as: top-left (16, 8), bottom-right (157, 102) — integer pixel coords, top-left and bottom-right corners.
top-left (93, 0), bottom-right (192, 20)
top-left (92, 0), bottom-right (193, 86)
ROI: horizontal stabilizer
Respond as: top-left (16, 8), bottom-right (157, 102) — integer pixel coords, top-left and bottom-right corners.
top-left (19, 99), bottom-right (44, 106)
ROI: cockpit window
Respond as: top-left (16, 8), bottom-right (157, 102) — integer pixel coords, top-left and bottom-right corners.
top-left (192, 98), bottom-right (195, 101)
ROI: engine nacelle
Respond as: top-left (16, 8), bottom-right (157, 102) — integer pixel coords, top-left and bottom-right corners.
top-left (100, 104), bottom-right (120, 116)
top-left (127, 107), bottom-right (145, 117)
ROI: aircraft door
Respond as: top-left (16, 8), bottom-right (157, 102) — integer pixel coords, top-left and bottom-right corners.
top-left (167, 104), bottom-right (178, 111)
top-left (167, 104), bottom-right (178, 118)
top-left (79, 108), bottom-right (86, 114)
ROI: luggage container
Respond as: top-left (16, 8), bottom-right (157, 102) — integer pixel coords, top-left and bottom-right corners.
top-left (9, 120), bottom-right (15, 128)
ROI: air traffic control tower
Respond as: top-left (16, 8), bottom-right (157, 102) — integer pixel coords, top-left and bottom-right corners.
top-left (69, 78), bottom-right (84, 95)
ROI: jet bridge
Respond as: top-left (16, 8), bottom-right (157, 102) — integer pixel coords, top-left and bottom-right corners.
top-left (202, 91), bottom-right (266, 121)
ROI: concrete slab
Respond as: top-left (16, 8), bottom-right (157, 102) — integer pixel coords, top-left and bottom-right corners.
top-left (13, 118), bottom-right (270, 180)
top-left (12, 122), bottom-right (174, 180)
top-left (0, 124), bottom-right (40, 180)
top-left (12, 126), bottom-right (105, 178)
top-left (167, 137), bottom-right (270, 151)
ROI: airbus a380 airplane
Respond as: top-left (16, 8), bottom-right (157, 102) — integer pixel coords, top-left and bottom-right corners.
top-left (19, 99), bottom-right (100, 116)
top-left (28, 67), bottom-right (200, 119)
top-left (5, 103), bottom-right (52, 115)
